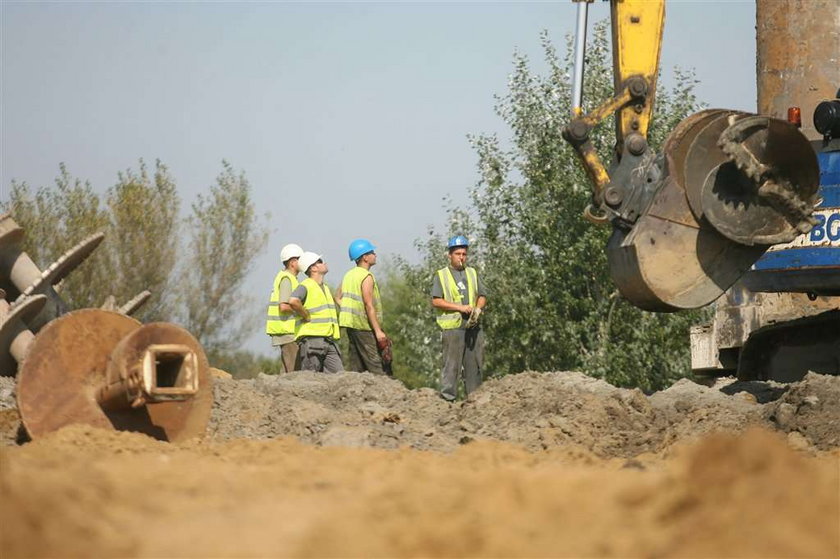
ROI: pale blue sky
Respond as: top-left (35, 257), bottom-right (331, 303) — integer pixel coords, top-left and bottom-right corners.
top-left (1, 1), bottom-right (755, 353)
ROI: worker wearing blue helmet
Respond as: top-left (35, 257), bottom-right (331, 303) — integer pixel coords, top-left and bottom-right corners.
top-left (335, 239), bottom-right (391, 374)
top-left (431, 235), bottom-right (487, 401)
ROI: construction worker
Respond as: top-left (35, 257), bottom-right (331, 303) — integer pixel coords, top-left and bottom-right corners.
top-left (335, 239), bottom-right (390, 374)
top-left (431, 235), bottom-right (487, 401)
top-left (289, 251), bottom-right (343, 373)
top-left (266, 243), bottom-right (304, 373)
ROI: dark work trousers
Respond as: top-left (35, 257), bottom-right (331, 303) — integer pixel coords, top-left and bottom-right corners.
top-left (440, 327), bottom-right (484, 401)
top-left (343, 328), bottom-right (385, 374)
top-left (298, 337), bottom-right (344, 373)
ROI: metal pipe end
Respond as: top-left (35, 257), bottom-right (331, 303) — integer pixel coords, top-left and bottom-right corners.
top-left (142, 344), bottom-right (199, 401)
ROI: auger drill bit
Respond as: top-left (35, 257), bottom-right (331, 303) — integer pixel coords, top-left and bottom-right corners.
top-left (16, 308), bottom-right (213, 442)
top-left (0, 213), bottom-right (104, 332)
top-left (0, 290), bottom-right (47, 376)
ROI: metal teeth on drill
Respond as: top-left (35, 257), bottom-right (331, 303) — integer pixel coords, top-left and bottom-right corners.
top-left (0, 293), bottom-right (47, 376)
top-left (101, 290), bottom-right (152, 317)
top-left (118, 290), bottom-right (152, 316)
top-left (15, 232), bottom-right (105, 302)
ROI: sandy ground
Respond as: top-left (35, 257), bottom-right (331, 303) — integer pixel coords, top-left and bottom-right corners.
top-left (1, 370), bottom-right (839, 558)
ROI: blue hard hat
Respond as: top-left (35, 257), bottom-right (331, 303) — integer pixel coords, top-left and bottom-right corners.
top-left (447, 235), bottom-right (469, 249)
top-left (348, 238), bottom-right (376, 261)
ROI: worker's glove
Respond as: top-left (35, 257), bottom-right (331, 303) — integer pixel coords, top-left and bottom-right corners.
top-left (377, 337), bottom-right (393, 365)
top-left (377, 336), bottom-right (394, 376)
top-left (466, 307), bottom-right (482, 328)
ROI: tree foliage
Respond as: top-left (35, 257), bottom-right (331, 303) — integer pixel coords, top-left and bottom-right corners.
top-left (386, 23), bottom-right (708, 392)
top-left (179, 161), bottom-right (269, 356)
top-left (105, 160), bottom-right (180, 321)
top-left (4, 159), bottom-right (267, 359)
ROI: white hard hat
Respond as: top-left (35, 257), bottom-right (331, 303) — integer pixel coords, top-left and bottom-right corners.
top-left (280, 243), bottom-right (304, 263)
top-left (298, 251), bottom-right (322, 274)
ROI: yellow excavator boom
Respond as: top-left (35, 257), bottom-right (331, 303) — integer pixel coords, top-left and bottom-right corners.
top-left (610, 0), bottom-right (664, 147)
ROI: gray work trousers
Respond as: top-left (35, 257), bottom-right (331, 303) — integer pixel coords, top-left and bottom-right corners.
top-left (440, 327), bottom-right (484, 401)
top-left (298, 337), bottom-right (344, 373)
top-left (343, 328), bottom-right (385, 374)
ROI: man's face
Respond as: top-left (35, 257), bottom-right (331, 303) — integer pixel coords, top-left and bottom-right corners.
top-left (308, 259), bottom-right (327, 276)
top-left (364, 251), bottom-right (377, 267)
top-left (287, 257), bottom-right (299, 273)
top-left (448, 247), bottom-right (467, 270)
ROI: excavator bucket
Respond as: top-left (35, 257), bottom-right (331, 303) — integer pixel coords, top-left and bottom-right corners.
top-left (607, 109), bottom-right (820, 312)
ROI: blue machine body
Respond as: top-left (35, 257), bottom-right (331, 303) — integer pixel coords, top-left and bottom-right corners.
top-left (742, 148), bottom-right (840, 295)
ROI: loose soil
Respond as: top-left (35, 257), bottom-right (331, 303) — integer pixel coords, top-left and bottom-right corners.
top-left (1, 370), bottom-right (838, 557)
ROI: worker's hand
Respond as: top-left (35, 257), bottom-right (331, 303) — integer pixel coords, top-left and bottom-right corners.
top-left (461, 305), bottom-right (473, 315)
top-left (375, 329), bottom-right (387, 344)
top-left (301, 313), bottom-right (311, 323)
top-left (467, 307), bottom-right (482, 328)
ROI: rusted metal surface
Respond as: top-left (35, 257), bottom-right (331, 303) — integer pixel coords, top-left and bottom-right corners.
top-left (0, 213), bottom-right (105, 333)
top-left (0, 292), bottom-right (46, 376)
top-left (0, 214), bottom-right (156, 378)
top-left (756, 0), bottom-right (840, 140)
top-left (100, 290), bottom-right (152, 317)
top-left (705, 115), bottom-right (819, 244)
top-left (99, 323), bottom-right (201, 410)
top-left (606, 109), bottom-right (819, 311)
top-left (17, 309), bottom-right (212, 442)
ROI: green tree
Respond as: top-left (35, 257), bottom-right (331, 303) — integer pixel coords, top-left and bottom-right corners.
top-left (180, 161), bottom-right (269, 357)
top-left (105, 159), bottom-right (180, 321)
top-left (388, 23), bottom-right (707, 392)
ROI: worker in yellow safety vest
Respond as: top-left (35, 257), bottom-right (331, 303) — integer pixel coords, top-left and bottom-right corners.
top-left (431, 235), bottom-right (487, 401)
top-left (266, 243), bottom-right (304, 372)
top-left (289, 251), bottom-right (343, 373)
top-left (335, 239), bottom-right (391, 374)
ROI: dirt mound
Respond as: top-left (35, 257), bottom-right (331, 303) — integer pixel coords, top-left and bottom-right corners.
top-left (2, 371), bottom-right (840, 557)
top-left (763, 372), bottom-right (840, 450)
top-left (3, 370), bottom-right (838, 455)
top-left (1, 425), bottom-right (837, 558)
top-left (208, 370), bottom-right (840, 456)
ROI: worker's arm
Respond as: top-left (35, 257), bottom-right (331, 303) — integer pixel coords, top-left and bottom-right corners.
top-left (333, 285), bottom-right (343, 307)
top-left (361, 275), bottom-right (386, 342)
top-left (475, 295), bottom-right (486, 311)
top-left (431, 297), bottom-right (471, 315)
top-left (278, 277), bottom-right (294, 314)
top-left (289, 297), bottom-right (309, 322)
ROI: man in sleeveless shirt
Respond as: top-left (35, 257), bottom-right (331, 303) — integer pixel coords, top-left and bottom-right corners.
top-left (335, 239), bottom-right (390, 374)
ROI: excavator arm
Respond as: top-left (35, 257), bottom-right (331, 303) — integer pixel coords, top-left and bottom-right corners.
top-left (563, 0), bottom-right (820, 312)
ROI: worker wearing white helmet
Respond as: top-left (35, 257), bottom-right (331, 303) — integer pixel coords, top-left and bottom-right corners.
top-left (266, 243), bottom-right (305, 372)
top-left (289, 252), bottom-right (343, 373)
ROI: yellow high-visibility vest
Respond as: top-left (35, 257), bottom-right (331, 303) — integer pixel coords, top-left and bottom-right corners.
top-left (294, 278), bottom-right (340, 340)
top-left (338, 267), bottom-right (381, 331)
top-left (266, 270), bottom-right (299, 336)
top-left (435, 266), bottom-right (477, 330)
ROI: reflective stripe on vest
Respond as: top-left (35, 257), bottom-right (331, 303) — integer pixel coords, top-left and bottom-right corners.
top-left (435, 266), bottom-right (477, 330)
top-left (294, 278), bottom-right (340, 340)
top-left (266, 270), bottom-right (299, 335)
top-left (338, 267), bottom-right (381, 330)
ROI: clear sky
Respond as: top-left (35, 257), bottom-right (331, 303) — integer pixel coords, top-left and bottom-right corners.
top-left (1, 1), bottom-right (756, 354)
